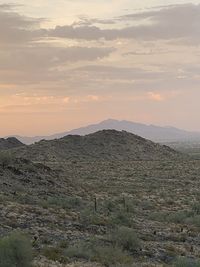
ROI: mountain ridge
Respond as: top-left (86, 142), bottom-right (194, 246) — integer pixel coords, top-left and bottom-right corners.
top-left (12, 129), bottom-right (182, 162)
top-left (5, 119), bottom-right (200, 145)
top-left (0, 137), bottom-right (24, 150)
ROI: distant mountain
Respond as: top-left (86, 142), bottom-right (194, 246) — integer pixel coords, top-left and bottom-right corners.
top-left (0, 137), bottom-right (24, 150)
top-left (7, 119), bottom-right (200, 145)
top-left (13, 130), bottom-right (181, 162)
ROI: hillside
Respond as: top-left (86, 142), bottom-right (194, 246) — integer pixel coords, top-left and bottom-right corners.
top-left (13, 130), bottom-right (181, 162)
top-left (0, 157), bottom-right (63, 197)
top-left (0, 137), bottom-right (24, 150)
top-left (0, 131), bottom-right (200, 267)
top-left (9, 119), bottom-right (200, 144)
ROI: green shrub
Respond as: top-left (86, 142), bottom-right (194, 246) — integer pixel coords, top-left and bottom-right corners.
top-left (42, 246), bottom-right (68, 263)
top-left (110, 210), bottom-right (134, 227)
top-left (149, 211), bottom-right (167, 222)
top-left (192, 203), bottom-right (200, 215)
top-left (167, 211), bottom-right (191, 224)
top-left (65, 241), bottom-right (93, 260)
top-left (0, 152), bottom-right (13, 169)
top-left (41, 196), bottom-right (82, 210)
top-left (186, 215), bottom-right (200, 227)
top-left (80, 208), bottom-right (109, 226)
top-left (0, 232), bottom-right (32, 267)
top-left (111, 226), bottom-right (140, 253)
top-left (103, 199), bottom-right (117, 213)
top-left (149, 210), bottom-right (192, 224)
top-left (93, 245), bottom-right (132, 266)
top-left (65, 241), bottom-right (132, 266)
top-left (173, 257), bottom-right (200, 267)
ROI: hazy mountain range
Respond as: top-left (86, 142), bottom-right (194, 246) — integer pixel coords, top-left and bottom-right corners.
top-left (6, 119), bottom-right (200, 145)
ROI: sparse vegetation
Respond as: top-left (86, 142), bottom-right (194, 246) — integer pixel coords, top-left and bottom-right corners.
top-left (173, 257), bottom-right (200, 267)
top-left (110, 226), bottom-right (140, 253)
top-left (0, 232), bottom-right (32, 267)
top-left (0, 131), bottom-right (200, 266)
top-left (0, 152), bottom-right (13, 169)
top-left (65, 240), bottom-right (133, 266)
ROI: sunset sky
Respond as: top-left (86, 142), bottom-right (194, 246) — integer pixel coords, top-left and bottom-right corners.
top-left (0, 0), bottom-right (200, 136)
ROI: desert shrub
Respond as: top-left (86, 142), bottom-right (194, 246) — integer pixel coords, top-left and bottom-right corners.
top-left (65, 241), bottom-right (132, 266)
top-left (149, 211), bottom-right (167, 222)
top-left (167, 211), bottom-right (191, 224)
top-left (59, 239), bottom-right (69, 249)
top-left (149, 210), bottom-right (192, 224)
top-left (173, 257), bottom-right (200, 267)
top-left (41, 196), bottom-right (82, 210)
top-left (110, 210), bottom-right (134, 227)
top-left (42, 246), bottom-right (68, 263)
top-left (0, 152), bottom-right (13, 169)
top-left (192, 203), bottom-right (200, 215)
top-left (15, 193), bottom-right (36, 205)
top-left (65, 241), bottom-right (93, 260)
top-left (140, 200), bottom-right (154, 210)
top-left (92, 245), bottom-right (132, 266)
top-left (0, 232), bottom-right (32, 267)
top-left (80, 208), bottom-right (109, 226)
top-left (186, 215), bottom-right (200, 227)
top-left (103, 199), bottom-right (118, 213)
top-left (111, 226), bottom-right (140, 253)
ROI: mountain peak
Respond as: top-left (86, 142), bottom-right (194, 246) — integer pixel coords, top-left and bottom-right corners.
top-left (6, 119), bottom-right (200, 145)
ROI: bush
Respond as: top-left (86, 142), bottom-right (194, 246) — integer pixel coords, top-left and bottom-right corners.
top-left (42, 246), bottom-right (68, 263)
top-left (0, 152), bottom-right (13, 169)
top-left (149, 210), bottom-right (192, 224)
top-left (192, 203), bottom-right (200, 215)
top-left (80, 208), bottom-right (109, 226)
top-left (167, 211), bottom-right (191, 224)
top-left (173, 257), bottom-right (200, 267)
top-left (0, 232), bottom-right (32, 267)
top-left (93, 245), bottom-right (132, 266)
top-left (111, 227), bottom-right (140, 253)
top-left (41, 196), bottom-right (82, 210)
top-left (65, 240), bottom-right (133, 266)
top-left (186, 215), bottom-right (200, 227)
top-left (110, 210), bottom-right (134, 227)
top-left (65, 241), bottom-right (93, 260)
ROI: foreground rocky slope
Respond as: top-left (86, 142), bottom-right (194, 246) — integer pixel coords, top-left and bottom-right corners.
top-left (0, 131), bottom-right (198, 267)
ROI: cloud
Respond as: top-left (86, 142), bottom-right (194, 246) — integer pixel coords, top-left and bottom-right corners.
top-left (0, 5), bottom-right (114, 85)
top-left (148, 92), bottom-right (164, 101)
top-left (74, 65), bottom-right (172, 82)
top-left (0, 46), bottom-right (114, 71)
top-left (0, 4), bottom-right (43, 44)
top-left (0, 3), bottom-right (199, 100)
top-left (49, 4), bottom-right (200, 44)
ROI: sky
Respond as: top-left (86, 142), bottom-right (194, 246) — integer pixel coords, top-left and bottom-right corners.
top-left (0, 0), bottom-right (200, 136)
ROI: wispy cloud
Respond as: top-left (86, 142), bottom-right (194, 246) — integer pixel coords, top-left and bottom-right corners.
top-left (48, 4), bottom-right (200, 44)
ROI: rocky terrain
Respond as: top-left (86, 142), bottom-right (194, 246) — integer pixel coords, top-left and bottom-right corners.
top-left (0, 130), bottom-right (199, 267)
top-left (0, 137), bottom-right (24, 150)
top-left (12, 130), bottom-right (181, 162)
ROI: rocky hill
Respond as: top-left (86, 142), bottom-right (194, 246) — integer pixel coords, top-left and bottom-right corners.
top-left (0, 137), bottom-right (24, 150)
top-left (0, 131), bottom-right (199, 267)
top-left (13, 130), bottom-right (181, 162)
